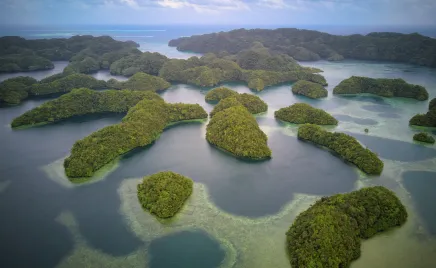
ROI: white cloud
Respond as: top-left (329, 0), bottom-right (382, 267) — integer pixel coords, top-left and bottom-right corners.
top-left (120, 0), bottom-right (139, 8)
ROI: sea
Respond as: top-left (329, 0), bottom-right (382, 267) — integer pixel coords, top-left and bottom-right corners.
top-left (0, 25), bottom-right (436, 268)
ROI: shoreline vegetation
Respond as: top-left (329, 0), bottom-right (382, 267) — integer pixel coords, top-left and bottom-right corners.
top-left (274, 103), bottom-right (337, 125)
top-left (291, 80), bottom-right (328, 99)
top-left (297, 124), bottom-right (383, 175)
top-left (137, 171), bottom-right (193, 218)
top-left (409, 98), bottom-right (436, 127)
top-left (286, 186), bottom-right (407, 268)
top-left (169, 28), bottom-right (436, 67)
top-left (333, 76), bottom-right (428, 100)
top-left (413, 132), bottom-right (435, 144)
top-left (64, 97), bottom-right (207, 179)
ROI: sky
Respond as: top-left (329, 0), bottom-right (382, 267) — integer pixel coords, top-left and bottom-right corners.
top-left (0, 0), bottom-right (435, 26)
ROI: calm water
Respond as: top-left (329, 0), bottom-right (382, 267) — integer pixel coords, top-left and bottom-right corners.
top-left (0, 27), bottom-right (436, 268)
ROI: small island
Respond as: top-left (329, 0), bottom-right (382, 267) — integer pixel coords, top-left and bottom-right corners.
top-left (0, 76), bottom-right (37, 105)
top-left (110, 51), bottom-right (169, 76)
top-left (205, 87), bottom-right (238, 103)
top-left (11, 88), bottom-right (162, 128)
top-left (64, 98), bottom-right (208, 179)
top-left (275, 103), bottom-right (338, 125)
top-left (291, 80), bottom-right (328, 99)
top-left (298, 124), bottom-right (383, 175)
top-left (286, 186), bottom-right (407, 268)
top-left (208, 88), bottom-right (268, 117)
top-left (31, 73), bottom-right (107, 96)
top-left (137, 171), bottom-right (193, 218)
top-left (206, 105), bottom-right (271, 159)
top-left (409, 98), bottom-right (436, 127)
top-left (107, 72), bottom-right (171, 92)
top-left (413, 132), bottom-right (435, 144)
top-left (333, 76), bottom-right (428, 100)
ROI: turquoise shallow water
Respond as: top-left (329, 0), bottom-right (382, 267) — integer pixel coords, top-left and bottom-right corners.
top-left (0, 36), bottom-right (436, 267)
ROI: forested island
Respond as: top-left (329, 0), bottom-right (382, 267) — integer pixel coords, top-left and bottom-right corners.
top-left (286, 186), bottom-right (407, 268)
top-left (137, 171), bottom-right (193, 218)
top-left (291, 80), bottom-right (328, 99)
top-left (275, 103), bottom-right (337, 125)
top-left (11, 88), bottom-right (161, 128)
top-left (206, 105), bottom-right (271, 159)
top-left (413, 132), bottom-right (435, 144)
top-left (107, 72), bottom-right (171, 92)
top-left (64, 98), bottom-right (207, 178)
top-left (333, 76), bottom-right (428, 100)
top-left (0, 35), bottom-right (139, 73)
top-left (206, 87), bottom-right (267, 116)
top-left (298, 124), bottom-right (383, 174)
top-left (409, 98), bottom-right (436, 127)
top-left (0, 76), bottom-right (38, 104)
top-left (169, 28), bottom-right (436, 67)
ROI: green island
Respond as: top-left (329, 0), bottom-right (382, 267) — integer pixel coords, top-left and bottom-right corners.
top-left (64, 98), bottom-right (207, 179)
top-left (205, 87), bottom-right (238, 103)
top-left (0, 35), bottom-right (139, 73)
top-left (11, 88), bottom-right (161, 128)
top-left (0, 76), bottom-right (38, 104)
top-left (30, 73), bottom-right (107, 96)
top-left (275, 103), bottom-right (337, 125)
top-left (158, 52), bottom-right (326, 91)
top-left (169, 28), bottom-right (436, 67)
top-left (137, 171), bottom-right (193, 218)
top-left (333, 76), bottom-right (428, 100)
top-left (286, 186), bottom-right (407, 268)
top-left (206, 105), bottom-right (271, 159)
top-left (409, 98), bottom-right (436, 127)
top-left (107, 72), bottom-right (171, 92)
top-left (413, 132), bottom-right (435, 144)
top-left (297, 124), bottom-right (383, 174)
top-left (291, 80), bottom-right (328, 99)
top-left (110, 52), bottom-right (169, 76)
top-left (207, 88), bottom-right (268, 117)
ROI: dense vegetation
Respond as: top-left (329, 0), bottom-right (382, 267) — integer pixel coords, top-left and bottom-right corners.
top-left (0, 76), bottom-right (37, 104)
top-left (169, 28), bottom-right (436, 67)
top-left (30, 73), bottom-right (107, 96)
top-left (64, 99), bottom-right (207, 178)
top-left (333, 76), bottom-right (428, 100)
top-left (298, 124), bottom-right (383, 174)
top-left (137, 171), bottom-right (193, 218)
top-left (110, 52), bottom-right (169, 76)
top-left (291, 80), bottom-right (328, 99)
top-left (275, 103), bottom-right (337, 125)
top-left (0, 35), bottom-right (139, 73)
top-left (413, 132), bottom-right (435, 144)
top-left (11, 88), bottom-right (161, 127)
top-left (286, 186), bottom-right (407, 268)
top-left (205, 87), bottom-right (238, 102)
top-left (206, 105), bottom-right (271, 159)
top-left (158, 53), bottom-right (326, 91)
top-left (409, 98), bottom-right (436, 127)
top-left (107, 72), bottom-right (171, 92)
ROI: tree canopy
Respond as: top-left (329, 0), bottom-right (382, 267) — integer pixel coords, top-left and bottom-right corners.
top-left (107, 72), bottom-right (171, 92)
top-left (409, 98), bottom-right (436, 127)
top-left (287, 186), bottom-right (407, 268)
top-left (298, 124), bottom-right (383, 175)
top-left (291, 80), bottom-right (328, 99)
top-left (0, 76), bottom-right (37, 104)
top-left (169, 28), bottom-right (436, 67)
top-left (275, 103), bottom-right (338, 125)
top-left (413, 132), bottom-right (435, 144)
top-left (333, 76), bottom-right (428, 100)
top-left (137, 171), bottom-right (193, 218)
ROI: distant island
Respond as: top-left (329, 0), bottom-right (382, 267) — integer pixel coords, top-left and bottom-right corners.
top-left (64, 98), bottom-right (207, 179)
top-left (333, 76), bottom-right (428, 100)
top-left (169, 28), bottom-right (436, 67)
top-left (0, 35), bottom-right (139, 73)
top-left (291, 80), bottom-right (328, 99)
top-left (11, 88), bottom-right (161, 128)
top-left (275, 103), bottom-right (337, 125)
top-left (287, 186), bottom-right (407, 268)
top-left (206, 105), bottom-right (271, 160)
top-left (137, 171), bottom-right (193, 218)
top-left (298, 124), bottom-right (383, 175)
top-left (409, 98), bottom-right (436, 127)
